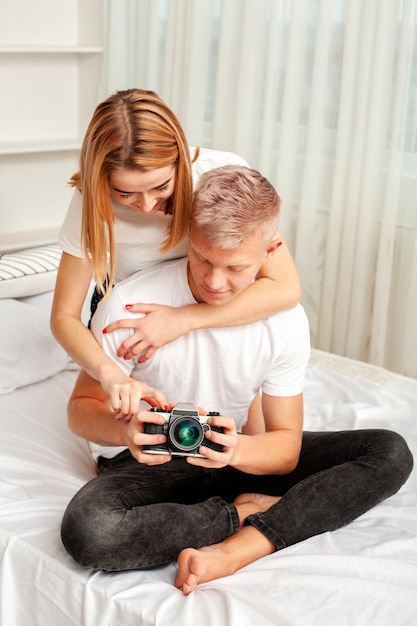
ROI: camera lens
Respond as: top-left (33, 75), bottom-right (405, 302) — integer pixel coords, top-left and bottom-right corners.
top-left (169, 416), bottom-right (204, 450)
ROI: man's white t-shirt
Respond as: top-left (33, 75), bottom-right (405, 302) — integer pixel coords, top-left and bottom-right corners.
top-left (90, 257), bottom-right (310, 460)
top-left (58, 148), bottom-right (249, 284)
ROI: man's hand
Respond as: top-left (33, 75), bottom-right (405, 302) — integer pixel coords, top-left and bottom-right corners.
top-left (186, 414), bottom-right (238, 469)
top-left (102, 303), bottom-right (191, 362)
top-left (123, 409), bottom-right (172, 466)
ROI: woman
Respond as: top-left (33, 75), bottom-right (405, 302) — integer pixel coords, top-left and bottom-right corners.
top-left (51, 89), bottom-right (301, 417)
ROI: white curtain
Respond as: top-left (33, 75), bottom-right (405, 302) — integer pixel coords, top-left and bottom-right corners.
top-left (105, 0), bottom-right (417, 378)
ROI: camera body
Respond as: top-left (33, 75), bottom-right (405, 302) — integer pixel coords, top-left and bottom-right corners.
top-left (143, 402), bottom-right (224, 457)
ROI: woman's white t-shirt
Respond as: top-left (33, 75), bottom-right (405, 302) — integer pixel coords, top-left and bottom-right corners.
top-left (58, 148), bottom-right (249, 284)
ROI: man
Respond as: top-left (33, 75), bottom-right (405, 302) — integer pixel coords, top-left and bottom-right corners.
top-left (61, 166), bottom-right (412, 595)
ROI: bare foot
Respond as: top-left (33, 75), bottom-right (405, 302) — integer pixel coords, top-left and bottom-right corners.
top-left (174, 495), bottom-right (281, 595)
top-left (233, 492), bottom-right (281, 526)
top-left (175, 545), bottom-right (235, 595)
top-left (175, 523), bottom-right (276, 595)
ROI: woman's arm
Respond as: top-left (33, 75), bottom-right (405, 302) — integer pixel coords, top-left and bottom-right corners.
top-left (50, 252), bottom-right (115, 382)
top-left (105, 234), bottom-right (301, 360)
top-left (185, 233), bottom-right (301, 327)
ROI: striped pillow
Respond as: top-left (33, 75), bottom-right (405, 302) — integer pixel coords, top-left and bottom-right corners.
top-left (0, 245), bottom-right (62, 298)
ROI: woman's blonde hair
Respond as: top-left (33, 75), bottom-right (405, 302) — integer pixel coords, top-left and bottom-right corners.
top-left (70, 89), bottom-right (197, 294)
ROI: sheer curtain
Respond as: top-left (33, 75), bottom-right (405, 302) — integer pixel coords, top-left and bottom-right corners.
top-left (105, 0), bottom-right (417, 378)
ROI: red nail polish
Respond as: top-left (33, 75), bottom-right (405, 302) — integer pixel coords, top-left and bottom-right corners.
top-left (126, 304), bottom-right (133, 309)
top-left (102, 328), bottom-right (107, 334)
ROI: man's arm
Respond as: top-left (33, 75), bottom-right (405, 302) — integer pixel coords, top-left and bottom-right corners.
top-left (233, 393), bottom-right (303, 475)
top-left (241, 393), bottom-right (265, 435)
top-left (192, 392), bottom-right (303, 475)
top-left (68, 370), bottom-right (125, 446)
top-left (68, 370), bottom-right (173, 466)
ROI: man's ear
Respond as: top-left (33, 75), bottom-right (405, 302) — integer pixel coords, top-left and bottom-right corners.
top-left (265, 238), bottom-right (283, 261)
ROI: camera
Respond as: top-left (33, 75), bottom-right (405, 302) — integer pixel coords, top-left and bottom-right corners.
top-left (143, 402), bottom-right (224, 457)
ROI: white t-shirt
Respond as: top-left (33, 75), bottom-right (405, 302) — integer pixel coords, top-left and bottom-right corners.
top-left (90, 257), bottom-right (310, 460)
top-left (58, 148), bottom-right (249, 284)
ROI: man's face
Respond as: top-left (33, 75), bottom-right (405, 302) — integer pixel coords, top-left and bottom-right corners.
top-left (187, 222), bottom-right (271, 306)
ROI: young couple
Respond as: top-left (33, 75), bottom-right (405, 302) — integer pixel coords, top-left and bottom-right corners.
top-left (61, 164), bottom-right (412, 595)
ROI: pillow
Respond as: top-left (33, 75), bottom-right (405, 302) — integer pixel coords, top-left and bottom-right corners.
top-left (0, 245), bottom-right (61, 299)
top-left (0, 298), bottom-right (75, 394)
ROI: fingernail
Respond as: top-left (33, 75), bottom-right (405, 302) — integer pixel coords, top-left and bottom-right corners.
top-left (102, 328), bottom-right (107, 334)
top-left (126, 304), bottom-right (133, 309)
top-left (164, 405), bottom-right (170, 411)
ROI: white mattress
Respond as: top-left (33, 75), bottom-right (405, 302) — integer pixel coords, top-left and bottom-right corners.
top-left (1, 349), bottom-right (416, 626)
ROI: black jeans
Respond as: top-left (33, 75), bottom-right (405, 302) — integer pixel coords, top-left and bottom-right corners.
top-left (61, 429), bottom-right (413, 571)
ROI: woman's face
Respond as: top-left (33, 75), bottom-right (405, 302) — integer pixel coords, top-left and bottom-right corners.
top-left (109, 165), bottom-right (176, 215)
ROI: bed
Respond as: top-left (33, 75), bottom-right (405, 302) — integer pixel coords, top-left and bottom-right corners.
top-left (1, 245), bottom-right (416, 626)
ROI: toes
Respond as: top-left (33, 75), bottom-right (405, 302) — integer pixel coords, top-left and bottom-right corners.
top-left (182, 581), bottom-right (195, 596)
top-left (182, 573), bottom-right (198, 595)
top-left (175, 549), bottom-right (206, 593)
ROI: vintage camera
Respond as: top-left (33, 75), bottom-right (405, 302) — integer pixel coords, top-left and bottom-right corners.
top-left (143, 402), bottom-right (224, 457)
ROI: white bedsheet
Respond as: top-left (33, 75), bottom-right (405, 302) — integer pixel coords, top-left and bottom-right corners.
top-left (1, 353), bottom-right (416, 626)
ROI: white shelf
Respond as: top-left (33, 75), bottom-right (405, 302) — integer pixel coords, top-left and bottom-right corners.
top-left (0, 139), bottom-right (82, 156)
top-left (0, 45), bottom-right (104, 54)
top-left (0, 0), bottom-right (104, 241)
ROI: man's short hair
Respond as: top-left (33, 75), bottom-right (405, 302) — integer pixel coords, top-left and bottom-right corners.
top-left (191, 165), bottom-right (281, 248)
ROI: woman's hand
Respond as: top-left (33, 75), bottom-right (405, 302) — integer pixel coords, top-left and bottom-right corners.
top-left (103, 372), bottom-right (168, 421)
top-left (103, 303), bottom-right (192, 362)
